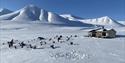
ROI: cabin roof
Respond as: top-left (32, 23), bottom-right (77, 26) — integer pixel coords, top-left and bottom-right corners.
top-left (89, 28), bottom-right (116, 32)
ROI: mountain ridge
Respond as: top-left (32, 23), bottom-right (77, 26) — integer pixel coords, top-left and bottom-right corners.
top-left (0, 5), bottom-right (92, 27)
top-left (0, 4), bottom-right (124, 27)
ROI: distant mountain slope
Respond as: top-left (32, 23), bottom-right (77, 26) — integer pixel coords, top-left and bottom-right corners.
top-left (0, 10), bottom-right (19, 20)
top-left (79, 16), bottom-right (124, 27)
top-left (0, 8), bottom-right (12, 16)
top-left (60, 14), bottom-right (124, 27)
top-left (117, 21), bottom-right (125, 25)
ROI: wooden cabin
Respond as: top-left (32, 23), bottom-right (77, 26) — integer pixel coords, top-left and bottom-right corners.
top-left (88, 28), bottom-right (116, 38)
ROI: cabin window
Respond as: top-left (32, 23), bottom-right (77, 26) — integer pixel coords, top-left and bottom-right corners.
top-left (102, 32), bottom-right (106, 36)
top-left (92, 33), bottom-right (96, 37)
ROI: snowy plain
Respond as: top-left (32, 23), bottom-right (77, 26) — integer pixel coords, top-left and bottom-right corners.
top-left (0, 20), bottom-right (125, 63)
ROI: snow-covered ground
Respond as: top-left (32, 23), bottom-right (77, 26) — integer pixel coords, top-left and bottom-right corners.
top-left (0, 20), bottom-right (125, 63)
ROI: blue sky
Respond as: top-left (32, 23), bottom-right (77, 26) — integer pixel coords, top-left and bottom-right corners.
top-left (0, 0), bottom-right (125, 20)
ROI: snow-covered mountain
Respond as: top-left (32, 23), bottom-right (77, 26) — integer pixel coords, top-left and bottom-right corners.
top-left (47, 12), bottom-right (87, 26)
top-left (60, 14), bottom-right (84, 21)
top-left (0, 5), bottom-right (93, 26)
top-left (0, 5), bottom-right (124, 27)
top-left (12, 5), bottom-right (41, 21)
top-left (0, 5), bottom-right (41, 21)
top-left (0, 10), bottom-right (20, 20)
top-left (79, 16), bottom-right (124, 27)
top-left (60, 14), bottom-right (124, 27)
top-left (0, 8), bottom-right (12, 16)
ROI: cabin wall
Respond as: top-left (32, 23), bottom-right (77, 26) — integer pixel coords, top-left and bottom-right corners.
top-left (88, 32), bottom-right (92, 37)
top-left (96, 32), bottom-right (102, 38)
top-left (88, 29), bottom-right (116, 38)
top-left (107, 31), bottom-right (116, 38)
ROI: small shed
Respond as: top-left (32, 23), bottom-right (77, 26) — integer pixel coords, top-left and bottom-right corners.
top-left (88, 28), bottom-right (116, 38)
